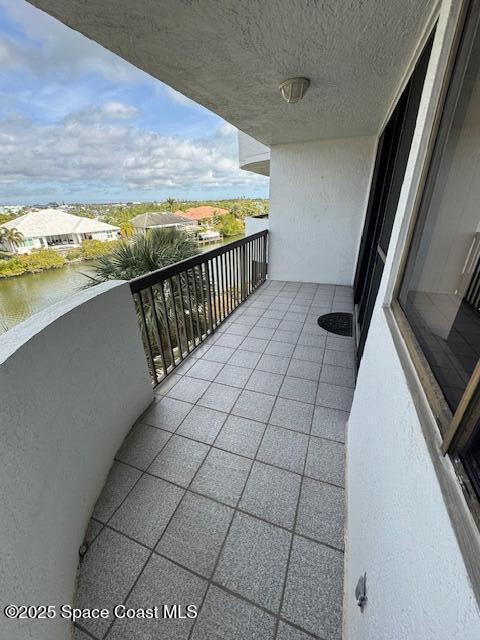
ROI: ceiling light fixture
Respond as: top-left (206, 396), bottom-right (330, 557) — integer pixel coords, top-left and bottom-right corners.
top-left (279, 77), bottom-right (310, 103)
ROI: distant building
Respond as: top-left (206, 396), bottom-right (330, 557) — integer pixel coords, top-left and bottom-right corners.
top-left (131, 211), bottom-right (197, 234)
top-left (0, 209), bottom-right (120, 254)
top-left (182, 206), bottom-right (229, 222)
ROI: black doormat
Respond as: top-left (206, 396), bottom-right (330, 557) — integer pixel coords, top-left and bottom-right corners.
top-left (318, 312), bottom-right (353, 337)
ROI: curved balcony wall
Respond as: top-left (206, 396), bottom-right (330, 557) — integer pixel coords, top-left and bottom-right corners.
top-left (0, 281), bottom-right (152, 640)
top-left (238, 131), bottom-right (270, 176)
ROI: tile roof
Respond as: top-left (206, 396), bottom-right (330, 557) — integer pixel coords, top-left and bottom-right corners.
top-left (0, 209), bottom-right (119, 237)
top-left (182, 206), bottom-right (229, 221)
top-left (131, 211), bottom-right (195, 228)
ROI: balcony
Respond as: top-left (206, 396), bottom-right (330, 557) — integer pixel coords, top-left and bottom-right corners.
top-left (76, 272), bottom-right (354, 639)
top-left (1, 232), bottom-right (354, 640)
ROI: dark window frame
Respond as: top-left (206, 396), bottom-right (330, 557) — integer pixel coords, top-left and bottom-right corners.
top-left (391, 0), bottom-right (480, 529)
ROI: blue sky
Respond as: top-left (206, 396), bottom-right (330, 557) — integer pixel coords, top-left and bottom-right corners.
top-left (0, 1), bottom-right (268, 204)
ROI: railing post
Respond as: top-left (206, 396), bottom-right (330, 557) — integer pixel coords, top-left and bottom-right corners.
top-left (240, 243), bottom-right (247, 301)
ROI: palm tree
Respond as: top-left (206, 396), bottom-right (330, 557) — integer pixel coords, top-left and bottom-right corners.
top-left (85, 227), bottom-right (198, 283)
top-left (85, 227), bottom-right (205, 373)
top-left (165, 197), bottom-right (177, 212)
top-left (0, 227), bottom-right (24, 250)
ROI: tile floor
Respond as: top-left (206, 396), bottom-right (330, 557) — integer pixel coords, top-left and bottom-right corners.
top-left (74, 280), bottom-right (355, 640)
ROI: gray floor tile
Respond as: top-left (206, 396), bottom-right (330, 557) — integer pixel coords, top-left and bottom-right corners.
top-left (262, 308), bottom-right (286, 319)
top-left (257, 316), bottom-right (282, 329)
top-left (115, 424), bottom-right (171, 470)
top-left (187, 359), bottom-right (224, 381)
top-left (214, 333), bottom-right (245, 348)
top-left (74, 528), bottom-right (149, 637)
top-left (73, 627), bottom-right (91, 640)
top-left (154, 373), bottom-right (182, 397)
top-left (148, 435), bottom-right (209, 487)
top-left (257, 426), bottom-right (308, 474)
top-left (232, 316), bottom-right (257, 328)
top-left (296, 477), bottom-right (344, 549)
top-left (109, 475), bottom-right (184, 548)
top-left (215, 415), bottom-right (266, 458)
top-left (278, 320), bottom-right (304, 333)
top-left (326, 335), bottom-right (354, 352)
top-left (228, 349), bottom-right (261, 368)
top-left (264, 340), bottom-right (295, 357)
top-left (143, 397), bottom-right (193, 432)
top-left (276, 621), bottom-right (316, 640)
top-left (242, 308), bottom-right (264, 318)
top-left (203, 345), bottom-right (236, 363)
top-left (214, 364), bottom-right (252, 388)
top-left (320, 364), bottom-right (355, 388)
top-left (323, 348), bottom-right (355, 368)
top-left (174, 358), bottom-right (196, 375)
top-left (305, 437), bottom-right (345, 487)
top-left (245, 369), bottom-right (284, 396)
top-left (256, 353), bottom-right (290, 374)
top-left (292, 345), bottom-right (324, 364)
top-left (248, 326), bottom-right (276, 340)
top-left (316, 382), bottom-right (354, 411)
top-left (225, 322), bottom-right (252, 336)
top-left (284, 311), bottom-right (307, 322)
top-left (279, 376), bottom-right (318, 404)
top-left (282, 536), bottom-right (343, 639)
top-left (272, 330), bottom-right (299, 344)
top-left (232, 389), bottom-right (276, 423)
top-left (176, 405), bottom-right (227, 444)
top-left (167, 376), bottom-right (211, 404)
top-left (214, 512), bottom-right (291, 612)
top-left (270, 397), bottom-right (314, 434)
top-left (157, 492), bottom-right (233, 577)
top-left (108, 554), bottom-right (206, 640)
top-left (93, 461), bottom-right (142, 523)
top-left (240, 336), bottom-right (269, 353)
top-left (197, 382), bottom-right (241, 413)
top-left (191, 585), bottom-right (276, 640)
top-left (84, 519), bottom-right (103, 546)
top-left (191, 448), bottom-right (251, 507)
top-left (311, 406), bottom-right (347, 443)
top-left (287, 359), bottom-right (322, 381)
top-left (192, 343), bottom-right (212, 358)
top-left (239, 461), bottom-right (301, 529)
top-left (297, 332), bottom-right (326, 347)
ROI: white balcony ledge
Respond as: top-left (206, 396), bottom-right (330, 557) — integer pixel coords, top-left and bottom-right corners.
top-left (0, 281), bottom-right (152, 640)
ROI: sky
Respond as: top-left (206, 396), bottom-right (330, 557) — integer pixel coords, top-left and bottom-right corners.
top-left (0, 1), bottom-right (269, 205)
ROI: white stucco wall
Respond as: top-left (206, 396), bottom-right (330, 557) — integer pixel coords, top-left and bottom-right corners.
top-left (245, 216), bottom-right (269, 236)
top-left (238, 130), bottom-right (270, 176)
top-left (0, 281), bottom-right (153, 640)
top-left (345, 1), bottom-right (480, 638)
top-left (268, 136), bottom-right (375, 285)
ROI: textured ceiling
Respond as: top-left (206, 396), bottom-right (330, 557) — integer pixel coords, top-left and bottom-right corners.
top-left (28, 0), bottom-right (434, 145)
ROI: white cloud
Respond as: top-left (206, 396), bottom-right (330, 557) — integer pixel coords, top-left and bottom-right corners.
top-left (0, 108), bottom-right (268, 197)
top-left (0, 0), bottom-right (152, 84)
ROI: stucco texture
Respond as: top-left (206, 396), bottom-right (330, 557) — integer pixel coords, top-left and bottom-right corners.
top-left (0, 282), bottom-right (152, 640)
top-left (268, 136), bottom-right (375, 285)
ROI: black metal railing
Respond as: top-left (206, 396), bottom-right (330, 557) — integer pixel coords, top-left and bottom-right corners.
top-left (129, 230), bottom-right (268, 385)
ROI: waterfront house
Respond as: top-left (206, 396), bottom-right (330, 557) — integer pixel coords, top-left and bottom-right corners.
top-left (0, 208), bottom-right (120, 254)
top-left (2, 2), bottom-right (480, 640)
top-left (182, 205), bottom-right (229, 222)
top-left (131, 211), bottom-right (197, 234)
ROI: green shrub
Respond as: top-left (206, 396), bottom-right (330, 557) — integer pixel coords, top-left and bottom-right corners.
top-left (215, 214), bottom-right (245, 237)
top-left (0, 258), bottom-right (25, 278)
top-left (20, 249), bottom-right (65, 273)
top-left (65, 248), bottom-right (82, 260)
top-left (80, 239), bottom-right (119, 259)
